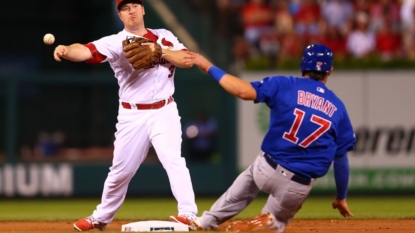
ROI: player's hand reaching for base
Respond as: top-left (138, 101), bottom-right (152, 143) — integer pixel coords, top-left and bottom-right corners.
top-left (54, 45), bottom-right (69, 62)
top-left (332, 197), bottom-right (354, 217)
top-left (186, 52), bottom-right (213, 72)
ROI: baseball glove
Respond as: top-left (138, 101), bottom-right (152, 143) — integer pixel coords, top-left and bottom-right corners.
top-left (122, 37), bottom-right (163, 70)
top-left (217, 213), bottom-right (277, 232)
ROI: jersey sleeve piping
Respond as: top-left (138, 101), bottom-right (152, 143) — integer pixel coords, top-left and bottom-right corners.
top-left (84, 43), bottom-right (107, 64)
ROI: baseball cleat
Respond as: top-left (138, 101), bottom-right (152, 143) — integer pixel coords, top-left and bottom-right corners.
top-left (169, 214), bottom-right (199, 230)
top-left (225, 212), bottom-right (277, 232)
top-left (73, 216), bottom-right (107, 231)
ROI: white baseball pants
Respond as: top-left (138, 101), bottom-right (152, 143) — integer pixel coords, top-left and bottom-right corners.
top-left (92, 101), bottom-right (197, 223)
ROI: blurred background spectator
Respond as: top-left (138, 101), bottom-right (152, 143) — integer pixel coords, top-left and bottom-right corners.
top-left (321, 0), bottom-right (354, 35)
top-left (242, 0), bottom-right (274, 51)
top-left (184, 111), bottom-right (219, 163)
top-left (205, 0), bottom-right (415, 69)
top-left (346, 12), bottom-right (376, 59)
top-left (215, 0), bottom-right (246, 40)
top-left (34, 131), bottom-right (65, 158)
top-left (376, 20), bottom-right (402, 61)
top-left (402, 0), bottom-right (415, 59)
top-left (293, 0), bottom-right (321, 44)
top-left (318, 27), bottom-right (347, 61)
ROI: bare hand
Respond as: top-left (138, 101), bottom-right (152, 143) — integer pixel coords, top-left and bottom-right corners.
top-left (54, 45), bottom-right (69, 62)
top-left (332, 198), bottom-right (354, 217)
top-left (185, 52), bottom-right (213, 72)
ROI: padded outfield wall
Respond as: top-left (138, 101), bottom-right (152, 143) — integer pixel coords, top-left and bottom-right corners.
top-left (238, 71), bottom-right (415, 194)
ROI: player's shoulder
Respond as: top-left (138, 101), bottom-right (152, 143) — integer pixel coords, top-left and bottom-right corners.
top-left (260, 75), bottom-right (300, 88)
top-left (264, 75), bottom-right (298, 82)
top-left (147, 28), bottom-right (175, 37)
top-left (90, 31), bottom-right (125, 57)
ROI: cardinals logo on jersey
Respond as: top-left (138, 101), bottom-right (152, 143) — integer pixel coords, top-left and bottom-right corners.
top-left (162, 38), bottom-right (174, 49)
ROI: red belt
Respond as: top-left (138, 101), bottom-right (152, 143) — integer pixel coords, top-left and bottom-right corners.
top-left (122, 97), bottom-right (173, 110)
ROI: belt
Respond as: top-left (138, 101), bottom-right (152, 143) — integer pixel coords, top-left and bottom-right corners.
top-left (263, 153), bottom-right (312, 186)
top-left (121, 97), bottom-right (173, 110)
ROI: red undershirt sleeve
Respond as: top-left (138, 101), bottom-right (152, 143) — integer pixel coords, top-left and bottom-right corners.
top-left (84, 43), bottom-right (107, 64)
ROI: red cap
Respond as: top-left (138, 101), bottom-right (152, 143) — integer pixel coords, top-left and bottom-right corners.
top-left (117, 0), bottom-right (143, 10)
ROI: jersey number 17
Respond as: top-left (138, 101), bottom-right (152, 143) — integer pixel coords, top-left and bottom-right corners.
top-left (283, 108), bottom-right (332, 148)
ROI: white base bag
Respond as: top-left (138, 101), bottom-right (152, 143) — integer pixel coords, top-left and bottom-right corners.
top-left (121, 220), bottom-right (189, 232)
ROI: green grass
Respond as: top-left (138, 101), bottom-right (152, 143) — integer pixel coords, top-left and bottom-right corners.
top-left (1, 196), bottom-right (414, 232)
top-left (1, 196), bottom-right (414, 222)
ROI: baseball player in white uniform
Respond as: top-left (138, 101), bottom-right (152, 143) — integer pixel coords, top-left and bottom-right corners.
top-left (53, 0), bottom-right (198, 231)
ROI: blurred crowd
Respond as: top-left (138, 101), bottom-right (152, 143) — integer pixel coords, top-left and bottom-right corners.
top-left (209, 0), bottom-right (415, 68)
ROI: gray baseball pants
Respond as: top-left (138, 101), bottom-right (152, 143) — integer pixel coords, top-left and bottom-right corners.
top-left (198, 152), bottom-right (316, 232)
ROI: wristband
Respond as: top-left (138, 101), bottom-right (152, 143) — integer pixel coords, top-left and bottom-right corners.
top-left (208, 66), bottom-right (227, 82)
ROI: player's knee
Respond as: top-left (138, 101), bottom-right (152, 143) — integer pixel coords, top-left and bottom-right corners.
top-left (160, 156), bottom-right (186, 169)
top-left (106, 170), bottom-right (135, 185)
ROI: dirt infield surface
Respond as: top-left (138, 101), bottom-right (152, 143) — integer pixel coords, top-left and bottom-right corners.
top-left (0, 220), bottom-right (414, 232)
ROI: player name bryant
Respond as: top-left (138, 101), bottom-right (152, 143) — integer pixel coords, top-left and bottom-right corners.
top-left (353, 127), bottom-right (415, 155)
top-left (297, 90), bottom-right (338, 117)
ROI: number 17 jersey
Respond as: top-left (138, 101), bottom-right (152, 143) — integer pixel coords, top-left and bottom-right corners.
top-left (251, 76), bottom-right (355, 178)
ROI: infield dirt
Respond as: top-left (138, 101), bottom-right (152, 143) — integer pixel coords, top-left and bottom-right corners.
top-left (0, 219), bottom-right (414, 232)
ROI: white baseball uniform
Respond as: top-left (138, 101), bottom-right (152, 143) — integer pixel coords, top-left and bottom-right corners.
top-left (84, 28), bottom-right (198, 224)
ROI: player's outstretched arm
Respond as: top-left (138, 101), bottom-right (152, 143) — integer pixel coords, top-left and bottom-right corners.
top-left (162, 49), bottom-right (193, 68)
top-left (54, 43), bottom-right (93, 62)
top-left (332, 152), bottom-right (353, 217)
top-left (187, 51), bottom-right (256, 100)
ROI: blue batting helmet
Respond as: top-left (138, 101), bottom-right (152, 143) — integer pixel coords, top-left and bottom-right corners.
top-left (300, 44), bottom-right (333, 74)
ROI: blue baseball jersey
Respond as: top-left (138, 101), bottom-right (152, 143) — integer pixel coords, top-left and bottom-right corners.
top-left (251, 76), bottom-right (355, 178)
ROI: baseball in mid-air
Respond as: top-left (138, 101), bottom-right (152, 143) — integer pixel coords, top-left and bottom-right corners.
top-left (43, 33), bottom-right (55, 45)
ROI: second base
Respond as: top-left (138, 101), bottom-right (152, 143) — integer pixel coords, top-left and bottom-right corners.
top-left (121, 220), bottom-right (189, 232)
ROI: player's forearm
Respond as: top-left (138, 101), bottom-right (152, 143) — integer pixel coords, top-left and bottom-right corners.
top-left (63, 44), bottom-right (93, 62)
top-left (333, 152), bottom-right (350, 199)
top-left (206, 66), bottom-right (256, 100)
top-left (219, 74), bottom-right (257, 100)
top-left (162, 49), bottom-right (192, 68)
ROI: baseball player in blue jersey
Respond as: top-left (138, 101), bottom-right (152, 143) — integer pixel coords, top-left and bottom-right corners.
top-left (174, 44), bottom-right (355, 232)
